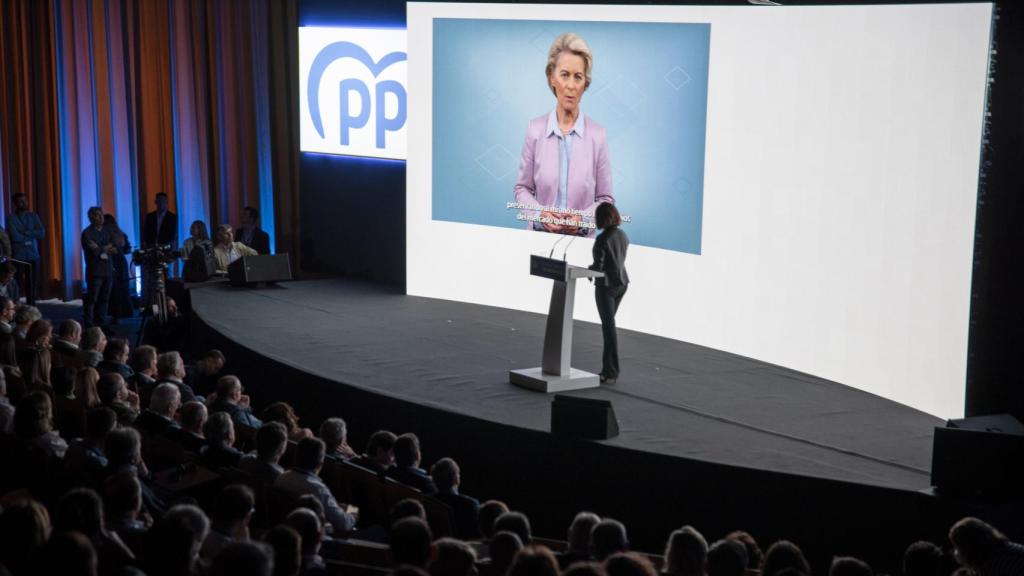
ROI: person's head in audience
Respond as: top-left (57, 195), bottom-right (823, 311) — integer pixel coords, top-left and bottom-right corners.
top-left (104, 470), bottom-right (144, 525)
top-left (264, 524), bottom-right (302, 576)
top-left (188, 220), bottom-right (210, 242)
top-left (205, 411), bottom-right (236, 449)
top-left (591, 519), bottom-right (629, 561)
top-left (97, 373), bottom-right (130, 406)
top-left (84, 407), bottom-right (117, 446)
top-left (212, 484), bottom-right (256, 540)
top-left (150, 382), bottom-right (182, 419)
top-left (568, 511), bottom-right (601, 556)
top-left (14, 390), bottom-right (54, 440)
top-left (725, 531), bottom-right (762, 572)
top-left (105, 427), bottom-right (143, 470)
top-left (430, 457), bottom-right (463, 494)
top-left (490, 531), bottom-right (525, 576)
top-left (365, 429), bottom-right (398, 467)
top-left (216, 224), bottom-right (235, 248)
top-left (38, 530), bottom-right (97, 576)
top-left (391, 498), bottom-right (428, 525)
top-left (255, 421), bottom-right (288, 463)
top-left (762, 541), bottom-right (810, 576)
top-left (53, 367), bottom-right (76, 398)
top-left (210, 540), bottom-right (273, 576)
top-left (198, 349), bottom-right (226, 376)
top-left (829, 557), bottom-right (872, 576)
top-left (157, 351), bottom-right (186, 382)
top-left (903, 541), bottom-right (943, 576)
top-left (0, 295), bottom-right (15, 324)
top-left (75, 367), bottom-right (102, 409)
top-left (390, 516), bottom-right (433, 568)
top-left (81, 326), bottom-right (107, 353)
top-left (478, 499), bottom-right (510, 540)
top-left (286, 508), bottom-right (323, 558)
top-left (495, 511), bottom-right (532, 546)
top-left (431, 538), bottom-right (478, 576)
top-left (146, 504), bottom-right (210, 576)
top-left (58, 318), bottom-right (82, 345)
top-left (55, 487), bottom-right (107, 540)
top-left (294, 494), bottom-right (328, 534)
top-left (103, 338), bottom-right (130, 364)
top-left (664, 525), bottom-right (707, 576)
top-left (394, 432), bottom-right (424, 468)
top-left (949, 516), bottom-right (1010, 573)
top-left (707, 539), bottom-right (748, 576)
top-left (294, 436), bottom-right (326, 474)
top-left (262, 401), bottom-right (304, 435)
top-left (216, 375), bottom-right (245, 406)
top-left (13, 304), bottom-right (39, 333)
top-left (605, 552), bottom-right (658, 576)
top-left (319, 416), bottom-right (349, 454)
top-left (508, 545), bottom-right (560, 576)
top-left (26, 318), bottom-right (52, 349)
top-left (565, 562), bottom-right (607, 576)
top-left (180, 401), bottom-right (208, 436)
top-left (0, 497), bottom-right (52, 575)
top-left (130, 345), bottom-right (159, 377)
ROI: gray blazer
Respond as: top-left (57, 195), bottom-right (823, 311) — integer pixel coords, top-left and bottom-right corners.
top-left (590, 226), bottom-right (629, 287)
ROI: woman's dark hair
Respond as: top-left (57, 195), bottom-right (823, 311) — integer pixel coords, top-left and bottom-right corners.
top-left (949, 517), bottom-right (1008, 570)
top-left (595, 202), bottom-right (621, 230)
top-left (762, 540), bottom-right (810, 576)
top-left (14, 390), bottom-right (53, 438)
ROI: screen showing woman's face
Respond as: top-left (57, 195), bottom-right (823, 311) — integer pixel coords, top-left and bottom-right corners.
top-left (550, 52), bottom-right (586, 115)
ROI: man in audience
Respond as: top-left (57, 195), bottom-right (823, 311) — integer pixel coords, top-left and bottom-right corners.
top-left (494, 511), bottom-right (532, 546)
top-left (209, 374), bottom-right (262, 428)
top-left (144, 503), bottom-right (208, 576)
top-left (706, 539), bottom-right (748, 576)
top-left (351, 429), bottom-right (396, 474)
top-left (200, 484), bottom-right (256, 565)
top-left (64, 407), bottom-right (117, 487)
top-left (239, 421), bottom-right (289, 484)
top-left (104, 470), bottom-right (150, 557)
top-left (104, 427), bottom-right (166, 518)
top-left (903, 541), bottom-right (944, 576)
top-left (0, 295), bottom-right (15, 334)
top-left (98, 338), bottom-right (134, 379)
top-left (236, 206), bottom-right (271, 254)
top-left (560, 511), bottom-right (601, 567)
top-left (202, 411), bottom-right (244, 469)
top-left (156, 350), bottom-right (198, 403)
top-left (591, 519), bottom-right (629, 561)
top-left (390, 516), bottom-right (433, 569)
top-left (263, 524), bottom-right (302, 576)
top-left (726, 531), bottom-right (763, 573)
top-left (663, 525), bottom-right (708, 576)
top-left (134, 382), bottom-right (181, 438)
top-left (0, 365), bottom-right (13, 433)
top-left (189, 348), bottom-right (226, 397)
top-left (320, 416), bottom-right (357, 461)
top-left (949, 517), bottom-right (1024, 576)
top-left (128, 344), bottom-right (159, 402)
top-left (275, 436), bottom-right (358, 534)
top-left (829, 557), bottom-right (873, 576)
top-left (97, 372), bottom-right (140, 426)
top-left (387, 432), bottom-right (437, 494)
top-left (761, 541), bottom-right (811, 576)
top-left (165, 400), bottom-right (208, 453)
top-left (12, 303), bottom-right (39, 340)
top-left (490, 531), bottom-right (525, 575)
top-left (78, 326), bottom-right (106, 368)
top-left (286, 507), bottom-right (327, 575)
top-left (432, 538), bottom-right (478, 576)
top-left (211, 541), bottom-right (274, 576)
top-left (52, 318), bottom-right (82, 369)
top-left (478, 499), bottom-right (510, 540)
top-left (431, 457), bottom-right (480, 539)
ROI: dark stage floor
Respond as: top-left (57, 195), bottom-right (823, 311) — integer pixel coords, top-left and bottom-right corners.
top-left (190, 278), bottom-right (941, 492)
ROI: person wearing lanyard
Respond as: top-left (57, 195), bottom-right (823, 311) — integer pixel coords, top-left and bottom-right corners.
top-left (7, 193), bottom-right (45, 304)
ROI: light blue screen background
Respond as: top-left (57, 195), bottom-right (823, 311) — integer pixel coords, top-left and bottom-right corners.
top-left (432, 19), bottom-right (709, 254)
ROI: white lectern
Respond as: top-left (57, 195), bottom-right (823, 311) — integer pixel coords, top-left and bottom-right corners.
top-left (510, 255), bottom-right (605, 393)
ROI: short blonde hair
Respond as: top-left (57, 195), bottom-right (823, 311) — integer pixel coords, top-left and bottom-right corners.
top-left (546, 33), bottom-right (593, 95)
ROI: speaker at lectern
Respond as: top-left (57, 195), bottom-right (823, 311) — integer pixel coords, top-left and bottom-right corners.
top-left (510, 255), bottom-right (604, 393)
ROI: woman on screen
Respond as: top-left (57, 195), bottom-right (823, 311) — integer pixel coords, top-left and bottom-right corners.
top-left (590, 202), bottom-right (629, 384)
top-left (513, 33), bottom-right (613, 236)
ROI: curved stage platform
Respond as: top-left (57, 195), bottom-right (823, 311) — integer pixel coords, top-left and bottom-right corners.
top-left (190, 279), bottom-right (967, 571)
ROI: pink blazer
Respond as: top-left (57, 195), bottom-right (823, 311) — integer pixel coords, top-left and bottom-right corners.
top-left (513, 113), bottom-right (613, 234)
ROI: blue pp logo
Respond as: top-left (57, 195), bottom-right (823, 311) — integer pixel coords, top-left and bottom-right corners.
top-left (300, 27), bottom-right (408, 159)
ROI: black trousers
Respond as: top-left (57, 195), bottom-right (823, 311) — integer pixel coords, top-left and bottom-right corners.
top-left (595, 284), bottom-right (627, 379)
top-left (83, 275), bottom-right (112, 327)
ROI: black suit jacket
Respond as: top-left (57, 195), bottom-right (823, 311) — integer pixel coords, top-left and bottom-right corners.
top-left (435, 490), bottom-right (481, 539)
top-left (590, 226), bottom-right (629, 287)
top-left (386, 465), bottom-right (437, 494)
top-left (143, 210), bottom-right (177, 248)
top-left (235, 226), bottom-right (270, 255)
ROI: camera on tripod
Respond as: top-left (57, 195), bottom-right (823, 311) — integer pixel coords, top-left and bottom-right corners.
top-left (132, 244), bottom-right (179, 267)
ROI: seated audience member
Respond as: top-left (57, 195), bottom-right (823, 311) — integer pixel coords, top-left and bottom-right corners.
top-left (64, 407), bottom-right (117, 487)
top-left (104, 427), bottom-right (167, 518)
top-left (165, 400), bottom-right (208, 453)
top-left (52, 318), bottom-right (83, 369)
top-left (391, 498), bottom-right (428, 526)
top-left (200, 484), bottom-right (256, 566)
top-left (104, 470), bottom-right (151, 557)
top-left (495, 511), bottom-right (532, 547)
top-left (17, 317), bottom-right (52, 390)
top-left (387, 432), bottom-right (437, 494)
top-left (188, 348), bottom-right (225, 398)
top-left (263, 524), bottom-right (303, 576)
top-left (211, 540), bottom-right (274, 576)
top-left (209, 375), bottom-right (262, 428)
top-left (0, 295), bottom-right (14, 334)
top-left (286, 508), bottom-right (327, 576)
top-left (0, 262), bottom-right (18, 301)
top-left (236, 206), bottom-right (271, 254)
top-left (663, 526), bottom-right (708, 576)
top-left (726, 531), bottom-right (763, 574)
top-left (128, 344), bottom-right (159, 399)
top-left (351, 429), bottom-right (397, 474)
top-left (262, 401), bottom-right (312, 441)
top-left (706, 539), bottom-right (748, 576)
top-left (54, 487), bottom-right (136, 575)
top-left (0, 497), bottom-right (52, 576)
top-left (97, 372), bottom-right (140, 426)
top-left (202, 411), bottom-right (244, 469)
top-left (239, 421), bottom-right (289, 484)
top-left (15, 389), bottom-right (68, 458)
top-left (829, 557), bottom-right (872, 576)
top-left (391, 516), bottom-right (434, 569)
top-left (560, 512), bottom-right (601, 568)
top-left (508, 545), bottom-right (561, 576)
top-left (478, 499), bottom-right (510, 541)
top-left (604, 552), bottom-right (658, 576)
top-left (134, 382), bottom-right (181, 438)
top-left (37, 530), bottom-right (98, 576)
top-left (565, 562), bottom-right (608, 576)
top-left (214, 224), bottom-right (258, 273)
top-left (319, 416), bottom-right (357, 461)
top-left (591, 519), bottom-right (629, 562)
top-left (144, 504), bottom-right (210, 576)
top-left (761, 541), bottom-right (811, 576)
top-left (902, 541), bottom-right (944, 576)
top-left (0, 323), bottom-right (17, 368)
top-left (98, 337), bottom-right (134, 379)
top-left (949, 517), bottom-right (1024, 576)
top-left (490, 531), bottom-right (525, 576)
top-left (276, 436), bottom-right (357, 534)
top-left (431, 457), bottom-right (481, 539)
top-left (155, 351), bottom-right (198, 404)
top-left (12, 303), bottom-right (40, 340)
top-left (77, 326), bottom-right (107, 368)
top-left (0, 364), bottom-right (13, 433)
top-left (432, 538), bottom-right (478, 576)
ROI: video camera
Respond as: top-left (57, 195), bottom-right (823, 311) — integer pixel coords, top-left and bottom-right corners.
top-left (132, 244), bottom-right (179, 267)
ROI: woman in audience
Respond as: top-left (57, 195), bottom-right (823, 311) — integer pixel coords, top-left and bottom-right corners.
top-left (606, 552), bottom-right (659, 576)
top-left (103, 213), bottom-right (134, 321)
top-left (54, 487), bottom-right (137, 575)
top-left (183, 220), bottom-right (214, 259)
top-left (949, 516), bottom-right (1024, 576)
top-left (663, 525), bottom-right (708, 576)
top-left (213, 224), bottom-right (257, 273)
top-left (14, 389), bottom-right (67, 458)
top-left (508, 545), bottom-right (561, 576)
top-left (56, 366), bottom-right (101, 438)
top-left (561, 511), bottom-right (601, 567)
top-left (261, 401), bottom-right (314, 442)
top-left (0, 497), bottom-right (52, 576)
top-left (17, 318), bottom-right (52, 391)
top-left (761, 541), bottom-right (811, 576)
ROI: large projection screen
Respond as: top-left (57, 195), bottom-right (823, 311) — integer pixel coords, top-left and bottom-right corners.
top-left (407, 2), bottom-right (993, 419)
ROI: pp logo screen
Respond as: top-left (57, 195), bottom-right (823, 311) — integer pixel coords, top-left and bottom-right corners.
top-left (299, 27), bottom-right (407, 160)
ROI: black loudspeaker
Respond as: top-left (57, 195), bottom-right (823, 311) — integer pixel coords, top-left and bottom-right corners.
top-left (228, 254), bottom-right (292, 286)
top-left (551, 394), bottom-right (619, 439)
top-left (931, 414), bottom-right (1024, 496)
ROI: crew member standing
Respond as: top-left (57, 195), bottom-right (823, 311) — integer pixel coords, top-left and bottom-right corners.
top-left (7, 193), bottom-right (44, 304)
top-left (589, 202), bottom-right (629, 384)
